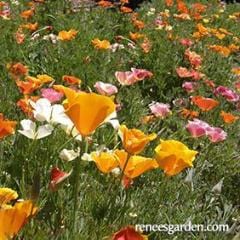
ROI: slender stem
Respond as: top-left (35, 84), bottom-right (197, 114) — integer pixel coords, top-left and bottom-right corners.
top-left (120, 153), bottom-right (131, 182)
top-left (72, 138), bottom-right (85, 233)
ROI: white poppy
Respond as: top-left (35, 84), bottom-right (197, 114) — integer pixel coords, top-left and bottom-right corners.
top-left (59, 148), bottom-right (80, 162)
top-left (18, 119), bottom-right (53, 140)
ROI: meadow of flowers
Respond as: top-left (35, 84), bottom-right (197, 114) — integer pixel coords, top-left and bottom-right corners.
top-left (0, 0), bottom-right (240, 239)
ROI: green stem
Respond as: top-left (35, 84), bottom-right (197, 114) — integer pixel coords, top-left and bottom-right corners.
top-left (72, 138), bottom-right (85, 234)
top-left (120, 153), bottom-right (131, 183)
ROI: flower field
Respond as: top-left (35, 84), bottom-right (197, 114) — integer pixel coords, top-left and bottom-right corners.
top-left (0, 0), bottom-right (240, 239)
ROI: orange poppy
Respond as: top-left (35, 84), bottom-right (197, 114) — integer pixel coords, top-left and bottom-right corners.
top-left (62, 75), bottom-right (81, 85)
top-left (0, 188), bottom-right (37, 240)
top-left (17, 95), bottom-right (39, 116)
top-left (119, 125), bottom-right (157, 155)
top-left (98, 0), bottom-right (113, 7)
top-left (15, 29), bottom-right (25, 44)
top-left (165, 0), bottom-right (174, 7)
top-left (180, 108), bottom-right (199, 119)
top-left (129, 32), bottom-right (145, 41)
top-left (20, 9), bottom-right (34, 19)
top-left (16, 79), bottom-right (40, 94)
top-left (60, 86), bottom-right (116, 136)
top-left (21, 22), bottom-right (38, 32)
top-left (220, 111), bottom-right (239, 124)
top-left (7, 62), bottom-right (28, 78)
top-left (0, 114), bottom-right (17, 139)
top-left (191, 96), bottom-right (219, 111)
top-left (177, 0), bottom-right (189, 14)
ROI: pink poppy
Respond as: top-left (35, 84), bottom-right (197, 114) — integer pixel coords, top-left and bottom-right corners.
top-left (182, 81), bottom-right (198, 93)
top-left (186, 119), bottom-right (210, 138)
top-left (206, 127), bottom-right (227, 143)
top-left (131, 68), bottom-right (153, 80)
top-left (94, 81), bottom-right (118, 96)
top-left (179, 38), bottom-right (193, 47)
top-left (41, 88), bottom-right (63, 103)
top-left (214, 86), bottom-right (239, 102)
top-left (149, 102), bottom-right (171, 118)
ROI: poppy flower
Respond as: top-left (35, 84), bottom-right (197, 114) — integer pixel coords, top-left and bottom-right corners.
top-left (59, 148), bottom-right (80, 162)
top-left (98, 0), bottom-right (113, 7)
top-left (129, 32), bottom-right (145, 41)
top-left (0, 114), bottom-right (17, 139)
top-left (165, 0), bottom-right (174, 7)
top-left (214, 86), bottom-right (239, 102)
top-left (184, 49), bottom-right (202, 68)
top-left (49, 167), bottom-right (72, 191)
top-left (20, 9), bottom-right (34, 19)
top-left (112, 226), bottom-right (148, 240)
top-left (91, 151), bottom-right (119, 173)
top-left (186, 119), bottom-right (211, 138)
top-left (15, 29), bottom-right (25, 44)
top-left (21, 22), bottom-right (38, 32)
top-left (60, 87), bottom-right (116, 136)
top-left (220, 111), bottom-right (239, 124)
top-left (119, 125), bottom-right (157, 155)
top-left (15, 79), bottom-right (40, 95)
top-left (206, 127), bottom-right (227, 143)
top-left (191, 96), bottom-right (219, 111)
top-left (182, 81), bottom-right (198, 93)
top-left (91, 38), bottom-right (110, 50)
top-left (0, 188), bottom-right (37, 240)
top-left (115, 149), bottom-right (158, 179)
top-left (94, 81), bottom-right (118, 96)
top-left (155, 140), bottom-right (198, 176)
top-left (41, 88), bottom-right (64, 103)
top-left (180, 108), bottom-right (199, 119)
top-left (7, 62), bottom-right (28, 78)
top-left (149, 102), bottom-right (171, 118)
top-left (120, 6), bottom-right (133, 13)
top-left (58, 29), bottom-right (78, 41)
top-left (18, 119), bottom-right (53, 140)
top-left (179, 38), bottom-right (193, 47)
top-left (62, 75), bottom-right (81, 85)
top-left (141, 37), bottom-right (151, 53)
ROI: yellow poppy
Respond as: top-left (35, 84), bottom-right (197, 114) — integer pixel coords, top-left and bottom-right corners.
top-left (91, 151), bottom-right (119, 173)
top-left (58, 29), bottom-right (78, 41)
top-left (119, 125), bottom-right (157, 154)
top-left (115, 149), bottom-right (158, 179)
top-left (91, 38), bottom-right (110, 50)
top-left (59, 87), bottom-right (115, 136)
top-left (0, 188), bottom-right (18, 206)
top-left (155, 140), bottom-right (198, 176)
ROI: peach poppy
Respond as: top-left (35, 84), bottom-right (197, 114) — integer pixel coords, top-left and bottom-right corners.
top-left (60, 87), bottom-right (116, 136)
top-left (120, 6), bottom-right (133, 13)
top-left (119, 125), bottom-right (157, 155)
top-left (113, 226), bottom-right (148, 240)
top-left (191, 96), bottom-right (219, 111)
top-left (91, 38), bottom-right (110, 50)
top-left (62, 75), bottom-right (81, 85)
top-left (220, 111), bottom-right (239, 124)
top-left (58, 29), bottom-right (78, 41)
top-left (0, 114), bottom-right (17, 139)
top-left (15, 29), bottom-right (25, 44)
top-left (132, 19), bottom-right (145, 29)
top-left (141, 37), bottom-right (151, 53)
top-left (115, 149), bottom-right (158, 179)
top-left (98, 0), bottom-right (113, 7)
top-left (155, 140), bottom-right (198, 176)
